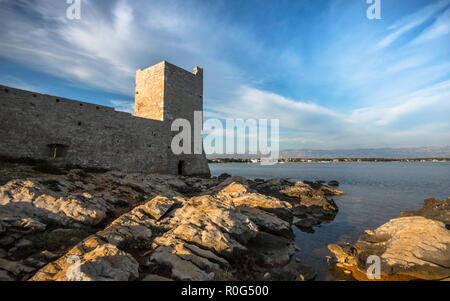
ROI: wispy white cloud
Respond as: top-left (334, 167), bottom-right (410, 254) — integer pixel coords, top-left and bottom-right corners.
top-left (410, 8), bottom-right (450, 44)
top-left (377, 0), bottom-right (450, 48)
top-left (0, 0), bottom-right (244, 97)
top-left (0, 1), bottom-right (135, 94)
top-left (207, 79), bottom-right (450, 149)
top-left (209, 86), bottom-right (344, 131)
top-left (349, 80), bottom-right (450, 125)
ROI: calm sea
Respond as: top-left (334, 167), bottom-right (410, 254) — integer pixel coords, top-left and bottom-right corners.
top-left (209, 162), bottom-right (450, 280)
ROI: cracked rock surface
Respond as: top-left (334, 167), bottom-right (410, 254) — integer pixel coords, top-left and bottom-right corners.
top-left (328, 198), bottom-right (450, 280)
top-left (1, 163), bottom-right (342, 281)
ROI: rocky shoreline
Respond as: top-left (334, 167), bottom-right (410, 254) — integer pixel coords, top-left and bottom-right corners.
top-left (0, 161), bottom-right (341, 281)
top-left (0, 160), bottom-right (448, 281)
top-left (328, 197), bottom-right (450, 281)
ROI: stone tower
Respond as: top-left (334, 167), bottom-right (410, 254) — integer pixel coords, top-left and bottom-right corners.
top-left (134, 61), bottom-right (209, 175)
top-left (135, 61), bottom-right (204, 125)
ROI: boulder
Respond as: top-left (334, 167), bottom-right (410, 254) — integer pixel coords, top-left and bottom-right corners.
top-left (23, 257), bottom-right (47, 269)
top-left (327, 244), bottom-right (357, 267)
top-left (0, 180), bottom-right (111, 235)
top-left (218, 173), bottom-right (232, 181)
top-left (240, 207), bottom-right (293, 239)
top-left (294, 218), bottom-right (321, 233)
top-left (96, 199), bottom-right (167, 246)
top-left (149, 245), bottom-right (213, 281)
top-left (30, 237), bottom-right (139, 281)
top-left (0, 258), bottom-right (35, 277)
top-left (206, 176), bottom-right (249, 195)
top-left (0, 269), bottom-right (14, 281)
top-left (219, 183), bottom-right (293, 222)
top-left (38, 250), bottom-right (60, 261)
top-left (280, 181), bottom-right (315, 198)
top-left (245, 231), bottom-right (297, 267)
top-left (150, 236), bottom-right (230, 275)
top-left (0, 236), bottom-right (15, 247)
top-left (267, 261), bottom-right (316, 281)
top-left (70, 244), bottom-right (139, 281)
top-left (320, 185), bottom-right (344, 196)
top-left (14, 239), bottom-right (32, 249)
top-left (157, 194), bottom-right (259, 257)
top-left (147, 182), bottom-right (304, 279)
top-left (281, 181), bottom-right (343, 198)
top-left (217, 182), bottom-right (250, 198)
top-left (328, 180), bottom-right (339, 187)
top-left (293, 196), bottom-right (338, 220)
top-left (400, 197), bottom-right (450, 225)
top-left (166, 178), bottom-right (187, 189)
top-left (328, 216), bottom-right (450, 280)
top-left (144, 196), bottom-right (180, 220)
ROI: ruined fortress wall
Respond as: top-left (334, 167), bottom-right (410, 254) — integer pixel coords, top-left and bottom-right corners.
top-left (0, 84), bottom-right (210, 176)
top-left (134, 61), bottom-right (210, 175)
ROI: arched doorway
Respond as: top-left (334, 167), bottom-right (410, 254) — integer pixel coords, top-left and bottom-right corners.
top-left (177, 160), bottom-right (185, 175)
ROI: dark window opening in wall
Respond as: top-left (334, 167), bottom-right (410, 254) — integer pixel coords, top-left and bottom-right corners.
top-left (178, 160), bottom-right (185, 175)
top-left (78, 122), bottom-right (82, 126)
top-left (48, 144), bottom-right (68, 158)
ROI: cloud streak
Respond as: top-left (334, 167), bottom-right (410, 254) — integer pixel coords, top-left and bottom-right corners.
top-left (206, 79), bottom-right (450, 149)
top-left (377, 0), bottom-right (450, 48)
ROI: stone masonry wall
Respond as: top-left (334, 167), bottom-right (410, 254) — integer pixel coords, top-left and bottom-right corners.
top-left (135, 62), bottom-right (165, 121)
top-left (0, 62), bottom-right (210, 176)
top-left (135, 61), bottom-right (209, 175)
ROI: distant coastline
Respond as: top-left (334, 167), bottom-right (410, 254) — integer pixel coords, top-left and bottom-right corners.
top-left (208, 158), bottom-right (450, 163)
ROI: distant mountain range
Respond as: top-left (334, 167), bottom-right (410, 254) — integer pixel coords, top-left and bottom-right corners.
top-left (206, 146), bottom-right (450, 159)
top-left (279, 146), bottom-right (450, 159)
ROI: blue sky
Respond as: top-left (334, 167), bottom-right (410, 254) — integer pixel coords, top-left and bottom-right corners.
top-left (0, 0), bottom-right (449, 150)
